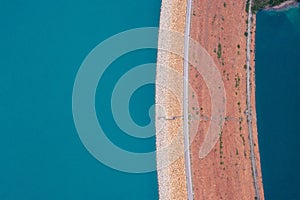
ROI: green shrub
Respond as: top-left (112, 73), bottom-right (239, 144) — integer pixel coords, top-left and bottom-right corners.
top-left (217, 43), bottom-right (222, 59)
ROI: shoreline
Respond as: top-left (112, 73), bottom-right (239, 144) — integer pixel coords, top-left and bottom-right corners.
top-left (265, 0), bottom-right (299, 11)
top-left (155, 0), bottom-right (188, 199)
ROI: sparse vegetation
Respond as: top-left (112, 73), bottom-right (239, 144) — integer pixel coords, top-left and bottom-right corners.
top-left (240, 134), bottom-right (246, 146)
top-left (219, 131), bottom-right (224, 165)
top-left (235, 74), bottom-right (241, 88)
top-left (239, 117), bottom-right (243, 132)
top-left (246, 0), bottom-right (250, 13)
top-left (212, 14), bottom-right (217, 24)
top-left (217, 43), bottom-right (222, 59)
top-left (220, 131), bottom-right (223, 151)
top-left (237, 101), bottom-right (241, 113)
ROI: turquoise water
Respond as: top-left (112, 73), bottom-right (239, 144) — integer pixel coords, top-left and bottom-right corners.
top-left (0, 1), bottom-right (160, 199)
top-left (97, 49), bottom-right (157, 154)
top-left (256, 5), bottom-right (300, 199)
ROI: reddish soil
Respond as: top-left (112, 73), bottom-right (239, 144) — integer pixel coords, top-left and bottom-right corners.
top-left (188, 0), bottom-right (264, 199)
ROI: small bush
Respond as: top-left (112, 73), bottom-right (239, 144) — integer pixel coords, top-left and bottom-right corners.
top-left (217, 43), bottom-right (222, 59)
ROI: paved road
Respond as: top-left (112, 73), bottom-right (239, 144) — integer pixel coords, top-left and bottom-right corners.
top-left (245, 0), bottom-right (261, 199)
top-left (183, 0), bottom-right (194, 199)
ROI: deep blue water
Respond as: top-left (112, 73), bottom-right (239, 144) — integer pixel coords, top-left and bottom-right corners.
top-left (0, 0), bottom-right (160, 199)
top-left (256, 5), bottom-right (300, 200)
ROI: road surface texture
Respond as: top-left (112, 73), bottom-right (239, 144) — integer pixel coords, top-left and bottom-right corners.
top-left (245, 0), bottom-right (261, 199)
top-left (183, 0), bottom-right (194, 199)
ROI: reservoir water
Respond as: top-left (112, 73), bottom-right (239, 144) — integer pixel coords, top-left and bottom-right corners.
top-left (0, 0), bottom-right (161, 199)
top-left (255, 5), bottom-right (300, 199)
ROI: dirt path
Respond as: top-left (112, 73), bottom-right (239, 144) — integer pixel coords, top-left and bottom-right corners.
top-left (183, 0), bottom-right (194, 199)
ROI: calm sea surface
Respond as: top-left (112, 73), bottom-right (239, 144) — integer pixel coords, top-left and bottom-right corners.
top-left (0, 0), bottom-right (161, 199)
top-left (256, 5), bottom-right (300, 199)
